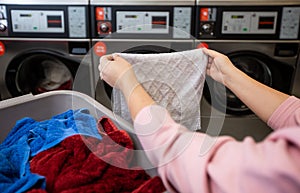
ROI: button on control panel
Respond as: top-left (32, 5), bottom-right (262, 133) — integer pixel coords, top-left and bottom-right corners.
top-left (0, 5), bottom-right (7, 36)
top-left (280, 7), bottom-right (300, 39)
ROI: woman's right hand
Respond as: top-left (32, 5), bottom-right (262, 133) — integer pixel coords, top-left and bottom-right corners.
top-left (98, 54), bottom-right (139, 91)
top-left (202, 48), bottom-right (237, 86)
top-left (98, 54), bottom-right (155, 120)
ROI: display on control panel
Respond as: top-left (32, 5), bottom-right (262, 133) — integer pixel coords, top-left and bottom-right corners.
top-left (116, 11), bottom-right (169, 34)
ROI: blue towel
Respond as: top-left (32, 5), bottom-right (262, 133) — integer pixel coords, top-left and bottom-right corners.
top-left (0, 108), bottom-right (102, 193)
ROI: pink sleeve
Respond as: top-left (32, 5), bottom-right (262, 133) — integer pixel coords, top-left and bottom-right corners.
top-left (134, 105), bottom-right (300, 193)
top-left (267, 96), bottom-right (300, 130)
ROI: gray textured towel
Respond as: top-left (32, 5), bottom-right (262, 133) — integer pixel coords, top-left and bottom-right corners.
top-left (112, 49), bottom-right (208, 131)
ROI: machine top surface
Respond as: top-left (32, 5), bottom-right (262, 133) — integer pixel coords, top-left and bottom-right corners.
top-left (0, 0), bottom-right (89, 5)
top-left (196, 0), bottom-right (300, 6)
top-left (90, 0), bottom-right (195, 6)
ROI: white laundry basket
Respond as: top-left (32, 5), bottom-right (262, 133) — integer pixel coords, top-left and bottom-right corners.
top-left (0, 90), bottom-right (156, 174)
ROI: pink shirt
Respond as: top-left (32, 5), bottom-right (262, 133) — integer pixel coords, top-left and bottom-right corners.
top-left (134, 96), bottom-right (300, 193)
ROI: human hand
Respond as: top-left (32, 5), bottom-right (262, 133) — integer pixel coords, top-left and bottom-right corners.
top-left (98, 54), bottom-right (139, 92)
top-left (202, 48), bottom-right (236, 85)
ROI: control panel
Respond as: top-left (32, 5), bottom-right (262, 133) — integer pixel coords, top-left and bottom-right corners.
top-left (222, 12), bottom-right (277, 34)
top-left (197, 6), bottom-right (300, 40)
top-left (94, 6), bottom-right (193, 39)
top-left (11, 10), bottom-right (65, 33)
top-left (0, 5), bottom-right (88, 38)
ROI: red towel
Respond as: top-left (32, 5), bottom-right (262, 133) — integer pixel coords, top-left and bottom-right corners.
top-left (28, 117), bottom-right (166, 193)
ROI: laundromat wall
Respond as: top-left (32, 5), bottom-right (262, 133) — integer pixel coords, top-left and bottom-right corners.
top-left (0, 0), bottom-right (300, 141)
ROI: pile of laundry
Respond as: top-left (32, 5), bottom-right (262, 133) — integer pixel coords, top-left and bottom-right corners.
top-left (0, 109), bottom-right (165, 193)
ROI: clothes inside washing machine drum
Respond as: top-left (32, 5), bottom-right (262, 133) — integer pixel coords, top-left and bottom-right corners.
top-left (203, 51), bottom-right (293, 115)
top-left (15, 54), bottom-right (74, 95)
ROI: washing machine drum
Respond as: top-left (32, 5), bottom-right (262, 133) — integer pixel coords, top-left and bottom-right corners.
top-left (204, 51), bottom-right (273, 115)
top-left (6, 53), bottom-right (75, 96)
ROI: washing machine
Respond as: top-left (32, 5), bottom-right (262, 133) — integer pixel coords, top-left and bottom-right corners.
top-left (90, 0), bottom-right (196, 109)
top-left (0, 0), bottom-right (94, 100)
top-left (195, 0), bottom-right (300, 141)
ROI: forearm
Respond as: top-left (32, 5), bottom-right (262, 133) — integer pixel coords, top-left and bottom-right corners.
top-left (119, 77), bottom-right (155, 120)
top-left (225, 67), bottom-right (289, 122)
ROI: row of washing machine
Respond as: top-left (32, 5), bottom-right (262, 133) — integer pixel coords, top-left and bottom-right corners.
top-left (0, 0), bottom-right (300, 141)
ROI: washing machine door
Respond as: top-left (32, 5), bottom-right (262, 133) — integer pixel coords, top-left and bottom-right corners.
top-left (204, 51), bottom-right (290, 115)
top-left (6, 50), bottom-right (79, 97)
top-left (95, 45), bottom-right (174, 108)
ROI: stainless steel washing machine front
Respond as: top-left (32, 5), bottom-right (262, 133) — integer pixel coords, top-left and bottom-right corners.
top-left (195, 0), bottom-right (300, 141)
top-left (0, 0), bottom-right (94, 100)
top-left (90, 0), bottom-right (196, 109)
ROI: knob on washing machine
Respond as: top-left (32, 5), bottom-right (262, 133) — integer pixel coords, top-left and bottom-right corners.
top-left (100, 23), bottom-right (109, 32)
top-left (0, 23), bottom-right (6, 32)
top-left (97, 21), bottom-right (112, 35)
top-left (100, 23), bottom-right (109, 33)
top-left (201, 23), bottom-right (212, 33)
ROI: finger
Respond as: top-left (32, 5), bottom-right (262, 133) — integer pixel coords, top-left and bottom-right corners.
top-left (202, 48), bottom-right (220, 58)
top-left (206, 68), bottom-right (211, 77)
top-left (112, 54), bottom-right (125, 62)
top-left (99, 55), bottom-right (112, 71)
top-left (112, 54), bottom-right (132, 68)
top-left (99, 55), bottom-right (114, 80)
top-left (207, 56), bottom-right (213, 64)
top-left (112, 53), bottom-right (120, 59)
top-left (207, 60), bottom-right (212, 70)
top-left (106, 54), bottom-right (114, 61)
top-left (99, 55), bottom-right (113, 64)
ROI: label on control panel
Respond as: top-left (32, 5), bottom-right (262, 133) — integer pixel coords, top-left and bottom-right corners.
top-left (116, 11), bottom-right (169, 34)
top-left (96, 7), bottom-right (112, 21)
top-left (222, 11), bottom-right (277, 34)
top-left (280, 7), bottom-right (300, 39)
top-left (173, 7), bottom-right (191, 38)
top-left (200, 8), bottom-right (217, 21)
top-left (68, 6), bottom-right (86, 38)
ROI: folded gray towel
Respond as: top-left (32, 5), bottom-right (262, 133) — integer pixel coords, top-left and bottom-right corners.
top-left (113, 49), bottom-right (208, 131)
